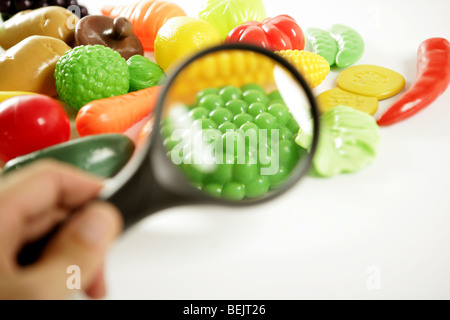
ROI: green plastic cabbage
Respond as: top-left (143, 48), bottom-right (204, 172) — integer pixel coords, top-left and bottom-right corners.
top-left (296, 106), bottom-right (380, 177)
top-left (199, 0), bottom-right (266, 40)
top-left (127, 55), bottom-right (166, 92)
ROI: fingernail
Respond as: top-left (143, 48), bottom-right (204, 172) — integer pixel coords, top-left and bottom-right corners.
top-left (74, 209), bottom-right (111, 248)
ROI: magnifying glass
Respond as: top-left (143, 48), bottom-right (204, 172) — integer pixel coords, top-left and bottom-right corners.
top-left (19, 43), bottom-right (320, 264)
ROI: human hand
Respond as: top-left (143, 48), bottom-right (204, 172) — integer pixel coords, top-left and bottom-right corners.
top-left (0, 160), bottom-right (123, 300)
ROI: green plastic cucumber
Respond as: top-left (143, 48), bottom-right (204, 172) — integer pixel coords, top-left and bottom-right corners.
top-left (3, 134), bottom-right (135, 178)
top-left (306, 27), bottom-right (338, 66)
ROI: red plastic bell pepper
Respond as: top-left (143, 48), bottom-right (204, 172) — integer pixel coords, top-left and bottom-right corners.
top-left (225, 15), bottom-right (305, 51)
top-left (378, 37), bottom-right (450, 126)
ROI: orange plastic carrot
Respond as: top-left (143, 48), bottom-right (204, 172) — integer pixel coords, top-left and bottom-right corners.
top-left (76, 86), bottom-right (161, 137)
top-left (101, 0), bottom-right (186, 52)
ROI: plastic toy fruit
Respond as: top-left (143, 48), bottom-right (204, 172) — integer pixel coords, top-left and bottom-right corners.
top-left (330, 24), bottom-right (364, 68)
top-left (161, 84), bottom-right (305, 200)
top-left (296, 106), bottom-right (380, 177)
top-left (127, 55), bottom-right (166, 92)
top-left (55, 45), bottom-right (130, 111)
top-left (76, 86), bottom-right (160, 137)
top-left (276, 50), bottom-right (330, 88)
top-left (337, 65), bottom-right (405, 100)
top-left (0, 6), bottom-right (79, 50)
top-left (0, 91), bottom-right (36, 103)
top-left (306, 27), bottom-right (338, 66)
top-left (0, 95), bottom-right (70, 163)
top-left (0, 35), bottom-right (71, 96)
top-left (0, 0), bottom-right (89, 22)
top-left (378, 37), bottom-right (450, 126)
top-left (74, 15), bottom-right (144, 60)
top-left (101, 0), bottom-right (186, 52)
top-left (199, 0), bottom-right (266, 40)
top-left (3, 134), bottom-right (135, 178)
top-left (225, 15), bottom-right (305, 51)
top-left (317, 87), bottom-right (378, 115)
top-left (169, 50), bottom-right (275, 103)
top-left (154, 17), bottom-right (222, 71)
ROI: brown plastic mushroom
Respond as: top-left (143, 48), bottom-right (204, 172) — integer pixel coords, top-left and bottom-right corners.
top-left (75, 15), bottom-right (144, 60)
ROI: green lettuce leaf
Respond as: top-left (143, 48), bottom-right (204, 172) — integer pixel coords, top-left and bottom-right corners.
top-left (297, 105), bottom-right (380, 177)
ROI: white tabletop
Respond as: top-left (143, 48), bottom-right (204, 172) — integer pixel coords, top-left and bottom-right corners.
top-left (84, 0), bottom-right (450, 299)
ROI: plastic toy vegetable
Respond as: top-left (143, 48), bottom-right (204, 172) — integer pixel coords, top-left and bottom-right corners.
top-left (378, 37), bottom-right (450, 126)
top-left (154, 17), bottom-right (222, 71)
top-left (0, 6), bottom-right (79, 50)
top-left (3, 134), bottom-right (135, 178)
top-left (317, 87), bottom-right (378, 115)
top-left (128, 54), bottom-right (166, 92)
top-left (337, 65), bottom-right (405, 100)
top-left (161, 84), bottom-right (304, 200)
top-left (296, 106), bottom-right (380, 177)
top-left (330, 24), bottom-right (364, 68)
top-left (101, 0), bottom-right (186, 52)
top-left (55, 45), bottom-right (130, 111)
top-left (0, 91), bottom-right (36, 103)
top-left (76, 86), bottom-right (161, 137)
top-left (0, 35), bottom-right (71, 96)
top-left (75, 15), bottom-right (144, 60)
top-left (225, 15), bottom-right (305, 51)
top-left (199, 0), bottom-right (266, 40)
top-left (276, 50), bottom-right (330, 88)
top-left (306, 27), bottom-right (338, 66)
top-left (0, 95), bottom-right (70, 163)
top-left (0, 0), bottom-right (89, 22)
top-left (169, 50), bottom-right (275, 103)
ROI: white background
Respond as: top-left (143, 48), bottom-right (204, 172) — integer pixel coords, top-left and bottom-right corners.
top-left (85, 0), bottom-right (450, 299)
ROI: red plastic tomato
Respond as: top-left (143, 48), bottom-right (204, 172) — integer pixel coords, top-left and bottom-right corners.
top-left (225, 15), bottom-right (305, 51)
top-left (0, 95), bottom-right (70, 162)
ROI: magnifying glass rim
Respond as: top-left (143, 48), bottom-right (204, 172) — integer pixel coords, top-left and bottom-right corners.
top-left (102, 43), bottom-right (320, 207)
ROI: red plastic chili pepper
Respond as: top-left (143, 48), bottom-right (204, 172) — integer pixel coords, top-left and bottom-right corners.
top-left (377, 37), bottom-right (450, 126)
top-left (225, 15), bottom-right (305, 51)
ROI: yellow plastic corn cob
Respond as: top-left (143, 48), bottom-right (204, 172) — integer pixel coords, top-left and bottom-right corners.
top-left (0, 91), bottom-right (36, 104)
top-left (170, 50), bottom-right (275, 104)
top-left (276, 50), bottom-right (330, 88)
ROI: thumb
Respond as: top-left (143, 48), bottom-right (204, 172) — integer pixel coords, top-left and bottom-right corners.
top-left (21, 202), bottom-right (123, 299)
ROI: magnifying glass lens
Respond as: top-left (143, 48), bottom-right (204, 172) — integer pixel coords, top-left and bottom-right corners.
top-left (159, 47), bottom-right (316, 202)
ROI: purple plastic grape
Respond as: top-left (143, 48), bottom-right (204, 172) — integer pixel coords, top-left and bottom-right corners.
top-left (1, 0), bottom-right (87, 21)
top-left (15, 0), bottom-right (34, 11)
top-left (51, 0), bottom-right (65, 6)
top-left (51, 0), bottom-right (73, 6)
top-left (32, 0), bottom-right (51, 8)
top-left (79, 4), bottom-right (88, 17)
top-left (1, 13), bottom-right (12, 20)
top-left (0, 0), bottom-right (14, 13)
